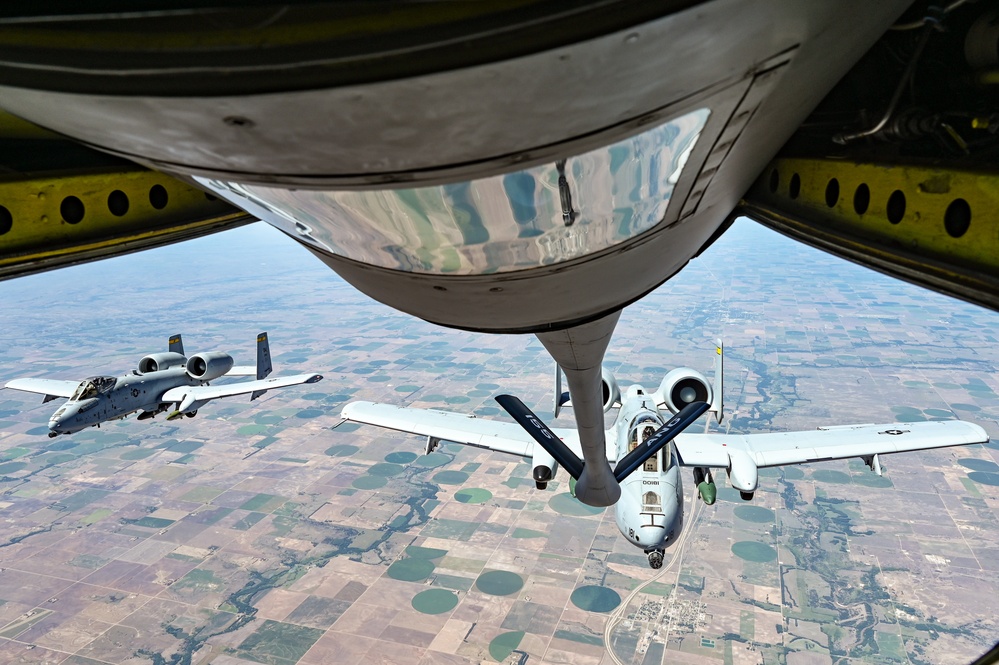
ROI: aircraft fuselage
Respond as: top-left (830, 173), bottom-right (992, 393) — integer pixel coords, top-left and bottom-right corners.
top-left (48, 368), bottom-right (205, 435)
top-left (606, 385), bottom-right (689, 565)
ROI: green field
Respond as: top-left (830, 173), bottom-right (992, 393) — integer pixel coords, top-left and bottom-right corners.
top-left (412, 589), bottom-right (459, 614)
top-left (56, 488), bottom-right (111, 512)
top-left (237, 620), bottom-right (324, 664)
top-left (475, 570), bottom-right (524, 596)
top-left (239, 493), bottom-right (286, 512)
top-left (181, 486), bottom-right (226, 503)
top-left (512, 528), bottom-right (547, 539)
top-left (387, 558), bottom-right (435, 582)
top-left (960, 458), bottom-right (999, 472)
top-left (324, 444), bottom-right (359, 457)
top-left (0, 461), bottom-right (27, 475)
top-left (433, 470), bottom-right (469, 485)
top-left (570, 585), bottom-right (621, 613)
top-left (489, 631), bottom-right (525, 661)
top-left (352, 475), bottom-right (387, 489)
top-left (368, 462), bottom-right (406, 477)
top-left (548, 493), bottom-right (605, 516)
top-left (734, 506), bottom-right (775, 523)
top-left (454, 488), bottom-right (492, 504)
top-left (413, 452), bottom-right (450, 468)
top-left (812, 470), bottom-right (851, 484)
top-left (406, 545), bottom-right (448, 559)
top-left (732, 541), bottom-right (778, 563)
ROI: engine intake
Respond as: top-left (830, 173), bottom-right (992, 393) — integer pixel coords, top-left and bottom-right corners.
top-left (655, 367), bottom-right (712, 414)
top-left (601, 366), bottom-right (620, 413)
top-left (137, 352), bottom-right (187, 374)
top-left (186, 352), bottom-right (234, 381)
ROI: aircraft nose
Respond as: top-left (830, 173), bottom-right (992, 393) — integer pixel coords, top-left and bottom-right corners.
top-left (49, 403), bottom-right (82, 433)
top-left (635, 502), bottom-right (680, 549)
top-left (48, 407), bottom-right (67, 432)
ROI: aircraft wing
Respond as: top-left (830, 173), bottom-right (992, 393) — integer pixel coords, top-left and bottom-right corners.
top-left (226, 366), bottom-right (257, 377)
top-left (160, 373), bottom-right (323, 404)
top-left (675, 420), bottom-right (989, 469)
top-left (341, 401), bottom-right (580, 459)
top-left (5, 378), bottom-right (78, 400)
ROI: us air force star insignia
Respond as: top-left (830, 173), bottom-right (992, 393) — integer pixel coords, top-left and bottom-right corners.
top-left (131, 388), bottom-right (140, 397)
top-left (880, 429), bottom-right (909, 435)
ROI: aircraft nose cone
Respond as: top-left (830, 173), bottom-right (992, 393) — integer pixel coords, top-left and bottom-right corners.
top-left (48, 407), bottom-right (67, 432)
top-left (48, 402), bottom-right (84, 433)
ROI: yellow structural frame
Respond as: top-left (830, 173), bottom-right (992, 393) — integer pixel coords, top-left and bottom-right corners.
top-left (759, 158), bottom-right (999, 271)
top-left (742, 157), bottom-right (999, 311)
top-left (0, 168), bottom-right (251, 277)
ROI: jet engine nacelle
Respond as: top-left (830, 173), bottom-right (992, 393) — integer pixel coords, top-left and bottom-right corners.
top-left (655, 367), bottom-right (712, 414)
top-left (137, 352), bottom-right (187, 374)
top-left (601, 366), bottom-right (621, 413)
top-left (531, 446), bottom-right (559, 490)
top-left (728, 449), bottom-right (759, 495)
top-left (185, 352), bottom-right (234, 381)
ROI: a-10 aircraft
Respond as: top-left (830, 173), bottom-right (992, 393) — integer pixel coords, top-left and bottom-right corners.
top-left (4, 333), bottom-right (323, 437)
top-left (342, 342), bottom-right (988, 569)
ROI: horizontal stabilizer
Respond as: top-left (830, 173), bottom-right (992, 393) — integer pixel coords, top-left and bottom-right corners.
top-left (495, 394), bottom-right (584, 480)
top-left (613, 401), bottom-right (708, 482)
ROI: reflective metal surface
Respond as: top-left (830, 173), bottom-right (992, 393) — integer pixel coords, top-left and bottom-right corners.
top-left (199, 109), bottom-right (708, 275)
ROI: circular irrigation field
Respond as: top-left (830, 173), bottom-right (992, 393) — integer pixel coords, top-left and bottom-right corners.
top-left (969, 471), bottom-right (999, 487)
top-left (352, 475), bottom-right (387, 490)
top-left (548, 493), bottom-right (605, 517)
top-left (454, 488), bottom-right (492, 504)
top-left (959, 458), bottom-right (999, 473)
top-left (411, 589), bottom-right (458, 615)
top-left (570, 585), bottom-right (621, 613)
top-left (811, 470), bottom-right (851, 484)
top-left (734, 506), bottom-right (774, 523)
top-left (475, 570), bottom-right (524, 596)
top-left (731, 541), bottom-right (777, 563)
top-left (433, 470), bottom-right (469, 485)
top-left (489, 631), bottom-right (525, 662)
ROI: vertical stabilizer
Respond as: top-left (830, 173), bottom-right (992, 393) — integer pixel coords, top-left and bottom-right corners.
top-left (711, 339), bottom-right (724, 423)
top-left (251, 332), bottom-right (273, 401)
top-left (169, 334), bottom-right (184, 356)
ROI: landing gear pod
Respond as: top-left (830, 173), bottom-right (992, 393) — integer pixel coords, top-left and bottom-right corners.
top-left (727, 449), bottom-right (759, 495)
top-left (532, 447), bottom-right (559, 490)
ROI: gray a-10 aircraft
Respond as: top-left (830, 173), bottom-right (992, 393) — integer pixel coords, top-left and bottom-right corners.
top-left (5, 333), bottom-right (323, 437)
top-left (341, 342), bottom-right (988, 569)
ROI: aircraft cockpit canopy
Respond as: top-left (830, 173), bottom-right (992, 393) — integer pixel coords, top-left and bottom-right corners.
top-left (628, 414), bottom-right (670, 471)
top-left (71, 376), bottom-right (116, 401)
